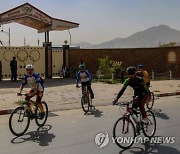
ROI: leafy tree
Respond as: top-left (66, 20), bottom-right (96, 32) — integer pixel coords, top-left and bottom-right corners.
top-left (97, 56), bottom-right (122, 79)
top-left (159, 42), bottom-right (176, 47)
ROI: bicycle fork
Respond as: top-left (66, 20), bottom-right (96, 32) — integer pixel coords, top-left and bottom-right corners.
top-left (122, 115), bottom-right (130, 134)
top-left (18, 108), bottom-right (26, 122)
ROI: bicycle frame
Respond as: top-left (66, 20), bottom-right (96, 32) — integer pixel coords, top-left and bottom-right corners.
top-left (122, 102), bottom-right (133, 134)
top-left (17, 94), bottom-right (41, 118)
top-left (82, 85), bottom-right (90, 97)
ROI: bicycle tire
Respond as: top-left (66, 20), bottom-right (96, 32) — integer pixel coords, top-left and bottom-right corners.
top-left (9, 107), bottom-right (30, 136)
top-left (142, 110), bottom-right (156, 138)
top-left (35, 101), bottom-right (48, 127)
top-left (113, 117), bottom-right (136, 149)
top-left (146, 92), bottom-right (154, 110)
top-left (81, 95), bottom-right (90, 113)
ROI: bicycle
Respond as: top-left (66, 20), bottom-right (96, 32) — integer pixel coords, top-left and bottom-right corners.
top-left (146, 91), bottom-right (154, 110)
top-left (77, 85), bottom-right (95, 114)
top-left (145, 85), bottom-right (155, 110)
top-left (113, 98), bottom-right (156, 149)
top-left (9, 93), bottom-right (48, 137)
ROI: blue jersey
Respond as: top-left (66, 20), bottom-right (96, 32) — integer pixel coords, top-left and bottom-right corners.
top-left (22, 73), bottom-right (44, 92)
top-left (76, 70), bottom-right (92, 84)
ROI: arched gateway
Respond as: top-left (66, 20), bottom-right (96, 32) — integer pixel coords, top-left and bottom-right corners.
top-left (0, 3), bottom-right (79, 78)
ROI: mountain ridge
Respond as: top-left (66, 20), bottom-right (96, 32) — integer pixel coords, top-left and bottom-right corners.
top-left (72, 25), bottom-right (180, 48)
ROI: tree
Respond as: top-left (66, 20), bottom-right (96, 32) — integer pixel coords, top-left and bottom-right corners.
top-left (97, 56), bottom-right (122, 79)
top-left (159, 42), bottom-right (176, 47)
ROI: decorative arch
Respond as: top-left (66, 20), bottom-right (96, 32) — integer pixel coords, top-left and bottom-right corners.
top-left (167, 51), bottom-right (177, 63)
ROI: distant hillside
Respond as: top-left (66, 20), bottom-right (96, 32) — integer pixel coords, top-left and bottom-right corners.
top-left (76, 25), bottom-right (180, 48)
top-left (71, 42), bottom-right (93, 48)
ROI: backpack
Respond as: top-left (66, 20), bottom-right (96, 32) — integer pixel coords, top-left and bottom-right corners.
top-left (136, 71), bottom-right (144, 78)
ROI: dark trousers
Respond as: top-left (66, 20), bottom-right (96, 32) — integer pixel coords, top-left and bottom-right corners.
top-left (11, 71), bottom-right (17, 82)
top-left (132, 93), bottom-right (149, 118)
top-left (81, 81), bottom-right (94, 98)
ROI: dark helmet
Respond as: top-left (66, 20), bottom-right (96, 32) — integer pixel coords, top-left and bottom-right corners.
top-left (79, 64), bottom-right (85, 69)
top-left (126, 66), bottom-right (136, 75)
top-left (138, 64), bottom-right (144, 68)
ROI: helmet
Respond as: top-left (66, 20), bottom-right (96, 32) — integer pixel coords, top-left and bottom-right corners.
top-left (79, 64), bottom-right (85, 69)
top-left (138, 64), bottom-right (144, 68)
top-left (126, 66), bottom-right (136, 75)
top-left (26, 64), bottom-right (34, 70)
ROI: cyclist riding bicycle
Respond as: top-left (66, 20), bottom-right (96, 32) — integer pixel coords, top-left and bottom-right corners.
top-left (113, 66), bottom-right (149, 123)
top-left (17, 64), bottom-right (45, 118)
top-left (136, 64), bottom-right (150, 87)
top-left (76, 64), bottom-right (94, 99)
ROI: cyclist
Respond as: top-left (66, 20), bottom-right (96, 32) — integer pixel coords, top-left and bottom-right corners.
top-left (76, 64), bottom-right (94, 99)
top-left (17, 64), bottom-right (45, 118)
top-left (113, 66), bottom-right (149, 123)
top-left (136, 64), bottom-right (150, 87)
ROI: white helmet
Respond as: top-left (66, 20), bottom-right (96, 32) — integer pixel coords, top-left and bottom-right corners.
top-left (26, 64), bottom-right (34, 70)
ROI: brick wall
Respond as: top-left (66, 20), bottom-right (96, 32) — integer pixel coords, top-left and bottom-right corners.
top-left (68, 47), bottom-right (180, 78)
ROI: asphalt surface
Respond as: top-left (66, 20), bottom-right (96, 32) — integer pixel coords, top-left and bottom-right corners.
top-left (0, 96), bottom-right (180, 154)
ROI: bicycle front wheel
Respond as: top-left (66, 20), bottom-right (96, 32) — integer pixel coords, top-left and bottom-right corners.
top-left (9, 107), bottom-right (30, 136)
top-left (113, 117), bottom-right (136, 149)
top-left (142, 110), bottom-right (156, 138)
top-left (35, 101), bottom-right (48, 127)
top-left (146, 92), bottom-right (154, 110)
top-left (81, 95), bottom-right (89, 113)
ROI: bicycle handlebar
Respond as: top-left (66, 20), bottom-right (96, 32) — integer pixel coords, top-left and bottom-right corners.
top-left (17, 93), bottom-right (29, 96)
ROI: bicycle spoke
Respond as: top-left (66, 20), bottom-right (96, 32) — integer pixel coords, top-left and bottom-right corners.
top-left (142, 110), bottom-right (156, 137)
top-left (9, 107), bottom-right (30, 136)
top-left (35, 101), bottom-right (48, 127)
top-left (113, 117), bottom-right (135, 149)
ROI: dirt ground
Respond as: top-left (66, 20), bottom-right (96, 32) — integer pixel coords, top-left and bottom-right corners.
top-left (0, 78), bottom-right (180, 111)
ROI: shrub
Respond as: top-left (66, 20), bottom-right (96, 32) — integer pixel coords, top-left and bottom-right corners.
top-left (97, 56), bottom-right (122, 79)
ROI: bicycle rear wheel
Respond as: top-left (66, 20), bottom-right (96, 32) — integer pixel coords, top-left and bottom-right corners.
top-left (81, 95), bottom-right (90, 113)
top-left (146, 92), bottom-right (154, 110)
top-left (35, 101), bottom-right (48, 127)
top-left (9, 107), bottom-right (30, 136)
top-left (113, 117), bottom-right (136, 149)
top-left (142, 110), bottom-right (156, 138)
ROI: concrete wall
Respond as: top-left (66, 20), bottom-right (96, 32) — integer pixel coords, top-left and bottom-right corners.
top-left (0, 47), bottom-right (63, 79)
top-left (68, 47), bottom-right (180, 78)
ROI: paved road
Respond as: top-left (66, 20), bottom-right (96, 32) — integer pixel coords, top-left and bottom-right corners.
top-left (0, 96), bottom-right (180, 154)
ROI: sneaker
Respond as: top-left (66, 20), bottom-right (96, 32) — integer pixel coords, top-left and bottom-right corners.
top-left (132, 108), bottom-right (139, 115)
top-left (142, 118), bottom-right (149, 124)
top-left (90, 94), bottom-right (94, 99)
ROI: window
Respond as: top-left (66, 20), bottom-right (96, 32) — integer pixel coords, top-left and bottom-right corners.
top-left (168, 51), bottom-right (176, 63)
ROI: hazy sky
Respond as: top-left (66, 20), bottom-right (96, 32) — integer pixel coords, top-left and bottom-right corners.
top-left (0, 0), bottom-right (180, 46)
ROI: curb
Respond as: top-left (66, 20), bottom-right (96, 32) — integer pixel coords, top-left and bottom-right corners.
top-left (155, 92), bottom-right (180, 97)
top-left (0, 92), bottom-right (180, 116)
top-left (0, 109), bottom-right (13, 115)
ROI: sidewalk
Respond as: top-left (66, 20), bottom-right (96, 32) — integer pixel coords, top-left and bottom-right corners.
top-left (0, 79), bottom-right (180, 115)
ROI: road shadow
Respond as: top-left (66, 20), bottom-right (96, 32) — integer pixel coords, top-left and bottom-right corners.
top-left (86, 107), bottom-right (103, 117)
top-left (11, 124), bottom-right (55, 146)
top-left (0, 78), bottom-right (75, 89)
top-left (151, 108), bottom-right (170, 120)
top-left (119, 136), bottom-right (179, 154)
